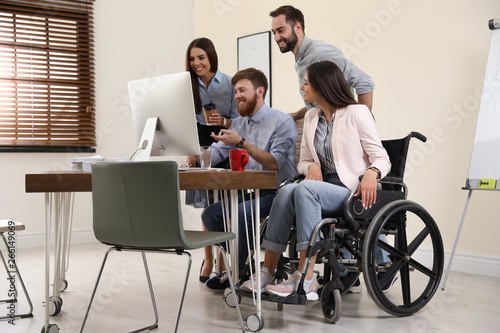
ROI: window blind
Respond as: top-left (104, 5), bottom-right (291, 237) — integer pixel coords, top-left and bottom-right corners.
top-left (0, 0), bottom-right (95, 151)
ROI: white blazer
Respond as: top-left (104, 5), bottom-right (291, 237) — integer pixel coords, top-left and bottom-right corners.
top-left (297, 104), bottom-right (391, 191)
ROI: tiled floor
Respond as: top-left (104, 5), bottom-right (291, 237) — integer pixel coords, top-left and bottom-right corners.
top-left (2, 242), bottom-right (499, 332)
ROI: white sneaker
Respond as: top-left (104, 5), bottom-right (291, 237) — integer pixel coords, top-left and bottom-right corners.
top-left (240, 267), bottom-right (274, 293)
top-left (265, 270), bottom-right (318, 301)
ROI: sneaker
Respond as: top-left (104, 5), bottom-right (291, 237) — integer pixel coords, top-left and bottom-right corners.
top-left (346, 278), bottom-right (362, 294)
top-left (241, 267), bottom-right (274, 293)
top-left (265, 270), bottom-right (318, 301)
top-left (205, 272), bottom-right (230, 292)
top-left (378, 271), bottom-right (399, 293)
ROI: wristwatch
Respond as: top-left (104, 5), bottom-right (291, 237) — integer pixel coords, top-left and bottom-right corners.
top-left (236, 137), bottom-right (245, 148)
top-left (368, 166), bottom-right (381, 179)
top-left (222, 117), bottom-right (227, 127)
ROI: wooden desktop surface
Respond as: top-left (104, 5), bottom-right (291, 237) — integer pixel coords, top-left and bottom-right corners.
top-left (25, 170), bottom-right (277, 193)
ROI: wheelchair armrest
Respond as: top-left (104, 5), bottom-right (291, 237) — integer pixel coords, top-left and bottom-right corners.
top-left (343, 187), bottom-right (406, 225)
top-left (380, 176), bottom-right (403, 183)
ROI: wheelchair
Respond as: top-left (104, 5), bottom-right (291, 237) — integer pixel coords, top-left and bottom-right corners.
top-left (230, 131), bottom-right (444, 331)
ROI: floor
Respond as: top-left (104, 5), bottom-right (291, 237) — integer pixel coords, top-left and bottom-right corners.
top-left (2, 242), bottom-right (500, 333)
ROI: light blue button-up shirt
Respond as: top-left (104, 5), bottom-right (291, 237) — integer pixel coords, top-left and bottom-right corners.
top-left (295, 36), bottom-right (375, 109)
top-left (210, 104), bottom-right (298, 186)
top-left (195, 70), bottom-right (239, 125)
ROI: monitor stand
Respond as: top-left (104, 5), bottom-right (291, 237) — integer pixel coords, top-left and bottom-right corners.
top-left (132, 117), bottom-right (158, 161)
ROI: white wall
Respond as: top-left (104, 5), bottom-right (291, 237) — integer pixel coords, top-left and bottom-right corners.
top-left (0, 0), bottom-right (195, 245)
top-left (193, 0), bottom-right (500, 276)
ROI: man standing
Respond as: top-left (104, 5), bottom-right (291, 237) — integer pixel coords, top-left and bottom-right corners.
top-left (270, 5), bottom-right (375, 120)
top-left (202, 67), bottom-right (297, 291)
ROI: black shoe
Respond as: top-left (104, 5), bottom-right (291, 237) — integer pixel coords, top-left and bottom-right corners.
top-left (205, 272), bottom-right (230, 292)
top-left (199, 260), bottom-right (210, 283)
top-left (378, 271), bottom-right (399, 293)
top-left (346, 278), bottom-right (362, 294)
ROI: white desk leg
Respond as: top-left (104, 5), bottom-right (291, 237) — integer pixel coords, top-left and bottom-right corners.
top-left (44, 193), bottom-right (51, 332)
top-left (230, 189), bottom-right (239, 281)
top-left (254, 189), bottom-right (262, 319)
top-left (441, 189), bottom-right (473, 290)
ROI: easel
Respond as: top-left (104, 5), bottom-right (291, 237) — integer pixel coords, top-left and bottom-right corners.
top-left (442, 18), bottom-right (500, 289)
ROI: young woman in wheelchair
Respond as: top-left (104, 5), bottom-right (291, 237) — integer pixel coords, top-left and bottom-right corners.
top-left (241, 60), bottom-right (391, 299)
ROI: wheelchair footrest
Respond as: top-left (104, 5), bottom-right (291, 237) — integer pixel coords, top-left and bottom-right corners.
top-left (237, 288), bottom-right (308, 305)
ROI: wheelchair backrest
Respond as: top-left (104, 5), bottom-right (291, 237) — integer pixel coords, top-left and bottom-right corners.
top-left (382, 131), bottom-right (426, 180)
top-left (343, 132), bottom-right (427, 227)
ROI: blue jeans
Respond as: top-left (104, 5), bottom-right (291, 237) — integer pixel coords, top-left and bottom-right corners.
top-left (263, 179), bottom-right (351, 253)
top-left (262, 178), bottom-right (391, 265)
top-left (202, 190), bottom-right (276, 271)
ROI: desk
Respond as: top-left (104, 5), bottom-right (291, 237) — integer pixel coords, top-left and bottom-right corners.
top-left (26, 169), bottom-right (276, 332)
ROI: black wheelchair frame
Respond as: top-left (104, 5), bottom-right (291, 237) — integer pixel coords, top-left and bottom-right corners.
top-left (228, 132), bottom-right (444, 331)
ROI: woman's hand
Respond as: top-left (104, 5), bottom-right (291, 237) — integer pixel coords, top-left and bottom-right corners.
top-left (305, 163), bottom-right (323, 181)
top-left (208, 112), bottom-right (222, 126)
top-left (355, 169), bottom-right (378, 209)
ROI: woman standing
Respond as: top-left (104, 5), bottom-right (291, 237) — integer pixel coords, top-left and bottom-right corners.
top-left (186, 37), bottom-right (238, 151)
top-left (186, 38), bottom-right (238, 282)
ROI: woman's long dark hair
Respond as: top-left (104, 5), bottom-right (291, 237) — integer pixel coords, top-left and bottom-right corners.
top-left (186, 38), bottom-right (218, 114)
top-left (307, 61), bottom-right (358, 109)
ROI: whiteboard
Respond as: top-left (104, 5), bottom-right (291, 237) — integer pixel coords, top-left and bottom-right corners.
top-left (466, 25), bottom-right (500, 190)
top-left (237, 31), bottom-right (272, 106)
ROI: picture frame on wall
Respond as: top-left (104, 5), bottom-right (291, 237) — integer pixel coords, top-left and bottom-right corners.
top-left (237, 31), bottom-right (272, 106)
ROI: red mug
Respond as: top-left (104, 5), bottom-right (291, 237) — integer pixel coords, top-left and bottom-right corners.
top-left (229, 149), bottom-right (249, 171)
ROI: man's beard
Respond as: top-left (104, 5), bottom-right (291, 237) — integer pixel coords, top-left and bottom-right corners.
top-left (237, 92), bottom-right (258, 117)
top-left (279, 29), bottom-right (298, 53)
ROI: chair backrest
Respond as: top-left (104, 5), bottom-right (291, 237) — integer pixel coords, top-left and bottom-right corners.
top-left (91, 161), bottom-right (187, 249)
top-left (382, 131), bottom-right (426, 180)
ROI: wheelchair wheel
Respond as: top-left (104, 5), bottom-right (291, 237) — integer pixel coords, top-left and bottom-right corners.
top-left (321, 282), bottom-right (342, 323)
top-left (362, 199), bottom-right (444, 317)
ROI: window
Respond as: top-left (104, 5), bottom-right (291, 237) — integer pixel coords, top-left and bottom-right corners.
top-left (0, 0), bottom-right (95, 152)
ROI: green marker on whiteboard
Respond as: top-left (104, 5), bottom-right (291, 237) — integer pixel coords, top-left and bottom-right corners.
top-left (478, 179), bottom-right (496, 189)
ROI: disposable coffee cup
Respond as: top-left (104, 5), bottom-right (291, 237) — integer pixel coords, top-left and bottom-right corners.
top-left (203, 103), bottom-right (217, 126)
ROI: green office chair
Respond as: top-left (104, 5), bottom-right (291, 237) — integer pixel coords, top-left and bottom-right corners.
top-left (81, 161), bottom-right (245, 332)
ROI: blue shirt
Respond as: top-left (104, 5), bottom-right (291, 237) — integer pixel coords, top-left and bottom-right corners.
top-left (195, 70), bottom-right (239, 125)
top-left (295, 36), bottom-right (375, 109)
top-left (210, 104), bottom-right (297, 186)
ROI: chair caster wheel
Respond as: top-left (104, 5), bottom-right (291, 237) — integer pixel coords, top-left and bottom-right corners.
top-left (60, 279), bottom-right (68, 292)
top-left (246, 313), bottom-right (264, 332)
top-left (48, 296), bottom-right (62, 316)
top-left (41, 323), bottom-right (60, 333)
top-left (224, 288), bottom-right (241, 308)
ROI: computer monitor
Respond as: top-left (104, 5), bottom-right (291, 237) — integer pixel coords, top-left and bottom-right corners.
top-left (128, 71), bottom-right (200, 161)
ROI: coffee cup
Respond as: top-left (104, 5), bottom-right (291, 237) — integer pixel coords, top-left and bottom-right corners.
top-left (203, 103), bottom-right (217, 126)
top-left (229, 149), bottom-right (249, 171)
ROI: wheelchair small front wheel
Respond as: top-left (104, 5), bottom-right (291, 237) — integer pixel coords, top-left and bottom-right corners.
top-left (321, 284), bottom-right (342, 324)
top-left (362, 199), bottom-right (444, 317)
